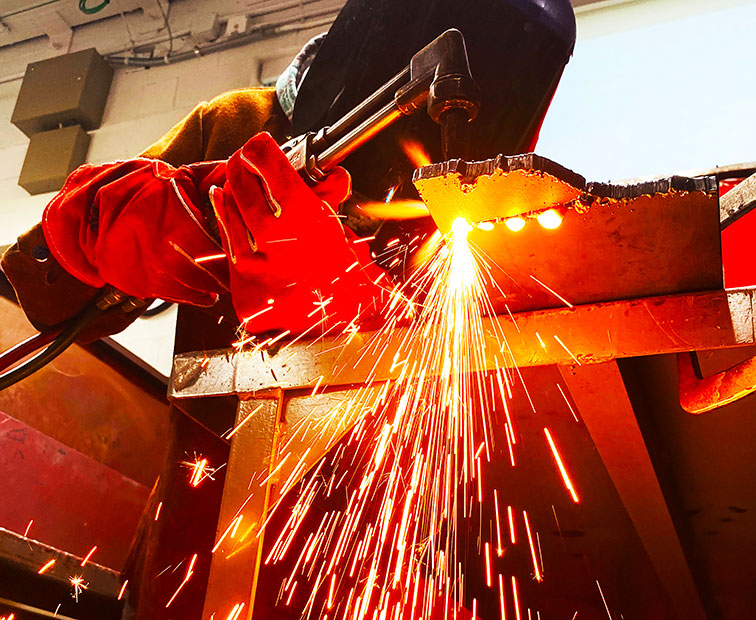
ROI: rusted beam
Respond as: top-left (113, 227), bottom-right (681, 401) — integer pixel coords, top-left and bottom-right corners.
top-left (558, 361), bottom-right (708, 620)
top-left (170, 288), bottom-right (756, 398)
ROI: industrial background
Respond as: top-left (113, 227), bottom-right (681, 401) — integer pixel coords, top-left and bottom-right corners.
top-left (0, 1), bottom-right (755, 619)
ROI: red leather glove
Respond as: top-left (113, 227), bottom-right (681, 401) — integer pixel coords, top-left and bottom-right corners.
top-left (42, 133), bottom-right (389, 335)
top-left (43, 159), bottom-right (229, 307)
top-left (210, 133), bottom-right (389, 333)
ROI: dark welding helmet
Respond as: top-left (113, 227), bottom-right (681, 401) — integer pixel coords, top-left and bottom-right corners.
top-left (291, 0), bottom-right (576, 268)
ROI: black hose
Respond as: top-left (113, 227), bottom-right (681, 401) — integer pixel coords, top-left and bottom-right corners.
top-left (0, 302), bottom-right (106, 391)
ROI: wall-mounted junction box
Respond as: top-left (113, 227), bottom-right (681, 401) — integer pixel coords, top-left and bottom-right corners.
top-left (11, 48), bottom-right (113, 138)
top-left (18, 125), bottom-right (91, 195)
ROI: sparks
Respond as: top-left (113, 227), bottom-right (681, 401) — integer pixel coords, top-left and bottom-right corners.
top-left (69, 575), bottom-right (88, 602)
top-left (512, 576), bottom-right (521, 620)
top-left (523, 510), bottom-right (542, 582)
top-left (80, 545), bottom-right (97, 567)
top-left (165, 554), bottom-right (197, 608)
top-left (188, 457), bottom-right (209, 487)
top-left (508, 505), bottom-right (517, 544)
top-left (224, 403), bottom-right (265, 439)
top-left (553, 335), bottom-right (581, 365)
top-left (38, 559), bottom-right (56, 574)
top-left (258, 208), bottom-right (549, 619)
top-left (498, 574), bottom-right (507, 620)
top-left (529, 275), bottom-right (574, 308)
top-left (544, 427), bottom-right (580, 503)
top-left (494, 490), bottom-right (503, 556)
top-left (196, 253), bottom-right (226, 263)
top-left (596, 580), bottom-right (613, 620)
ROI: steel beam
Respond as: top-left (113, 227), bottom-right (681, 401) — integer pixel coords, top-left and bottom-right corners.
top-left (201, 392), bottom-right (284, 620)
top-left (558, 361), bottom-right (708, 620)
top-left (171, 288), bottom-right (756, 398)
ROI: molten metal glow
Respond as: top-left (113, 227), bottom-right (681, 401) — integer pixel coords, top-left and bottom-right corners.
top-left (536, 209), bottom-right (562, 229)
top-left (505, 217), bottom-right (526, 232)
top-left (401, 139), bottom-right (432, 168)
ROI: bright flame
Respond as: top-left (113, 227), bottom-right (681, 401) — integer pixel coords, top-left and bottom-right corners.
top-left (401, 139), bottom-right (432, 167)
top-left (536, 209), bottom-right (562, 229)
top-left (505, 217), bottom-right (526, 232)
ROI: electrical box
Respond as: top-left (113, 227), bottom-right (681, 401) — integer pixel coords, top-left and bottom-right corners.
top-left (18, 125), bottom-right (91, 195)
top-left (11, 48), bottom-right (113, 138)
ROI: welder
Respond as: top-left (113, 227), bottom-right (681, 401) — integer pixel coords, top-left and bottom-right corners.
top-left (0, 0), bottom-right (576, 617)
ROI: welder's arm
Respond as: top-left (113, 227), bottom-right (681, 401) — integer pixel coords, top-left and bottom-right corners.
top-left (3, 132), bottom-right (387, 339)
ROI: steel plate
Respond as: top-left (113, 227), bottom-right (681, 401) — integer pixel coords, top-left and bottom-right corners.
top-left (414, 154), bottom-right (722, 313)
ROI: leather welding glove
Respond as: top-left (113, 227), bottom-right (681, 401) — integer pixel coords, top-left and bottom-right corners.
top-left (41, 133), bottom-right (390, 335)
top-left (42, 158), bottom-right (230, 308)
top-left (210, 132), bottom-right (390, 334)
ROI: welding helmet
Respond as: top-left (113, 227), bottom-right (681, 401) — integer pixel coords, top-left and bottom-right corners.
top-left (291, 0), bottom-right (576, 267)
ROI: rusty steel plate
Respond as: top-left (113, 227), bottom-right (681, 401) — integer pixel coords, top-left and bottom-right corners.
top-left (414, 155), bottom-right (723, 314)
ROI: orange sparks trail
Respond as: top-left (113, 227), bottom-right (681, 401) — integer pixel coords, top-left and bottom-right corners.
top-left (225, 603), bottom-right (246, 620)
top-left (187, 457), bottom-right (210, 487)
top-left (258, 216), bottom-right (523, 618)
top-left (80, 545), bottom-right (97, 567)
top-left (498, 574), bottom-right (507, 620)
top-left (544, 428), bottom-right (580, 503)
top-left (523, 510), bottom-right (542, 582)
top-left (512, 576), bottom-right (522, 620)
top-left (70, 575), bottom-right (88, 602)
top-left (494, 491), bottom-right (503, 556)
top-left (38, 559), bottom-right (55, 574)
top-left (508, 505), bottom-right (517, 544)
top-left (232, 214), bottom-right (587, 618)
top-left (166, 554), bottom-right (197, 608)
top-left (23, 519), bottom-right (33, 537)
top-left (485, 543), bottom-right (493, 587)
top-left (596, 580), bottom-right (613, 620)
top-left (118, 580), bottom-right (129, 600)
